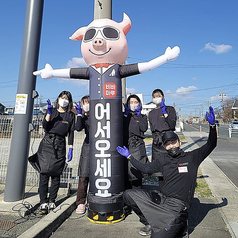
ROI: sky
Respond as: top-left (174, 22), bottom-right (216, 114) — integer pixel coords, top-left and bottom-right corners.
top-left (0, 0), bottom-right (238, 118)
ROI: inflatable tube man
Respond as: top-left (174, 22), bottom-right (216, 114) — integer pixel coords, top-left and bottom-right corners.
top-left (34, 13), bottom-right (180, 223)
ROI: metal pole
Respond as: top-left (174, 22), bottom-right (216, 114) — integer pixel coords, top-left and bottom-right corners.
top-left (94, 0), bottom-right (112, 19)
top-left (4, 0), bottom-right (44, 202)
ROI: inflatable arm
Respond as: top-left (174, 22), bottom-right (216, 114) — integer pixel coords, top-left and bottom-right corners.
top-left (33, 63), bottom-right (70, 79)
top-left (138, 46), bottom-right (180, 73)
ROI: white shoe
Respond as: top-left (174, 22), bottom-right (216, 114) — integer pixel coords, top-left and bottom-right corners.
top-left (48, 202), bottom-right (56, 210)
top-left (76, 204), bottom-right (86, 214)
top-left (39, 203), bottom-right (49, 215)
top-left (40, 203), bottom-right (49, 210)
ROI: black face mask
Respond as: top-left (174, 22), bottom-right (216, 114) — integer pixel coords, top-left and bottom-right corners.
top-left (167, 147), bottom-right (182, 157)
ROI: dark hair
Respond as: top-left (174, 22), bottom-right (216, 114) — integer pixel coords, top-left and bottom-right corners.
top-left (126, 94), bottom-right (142, 110)
top-left (56, 91), bottom-right (73, 112)
top-left (80, 95), bottom-right (90, 106)
top-left (152, 89), bottom-right (164, 98)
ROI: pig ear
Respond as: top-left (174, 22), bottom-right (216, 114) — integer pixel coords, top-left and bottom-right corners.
top-left (69, 26), bottom-right (87, 41)
top-left (119, 13), bottom-right (131, 36)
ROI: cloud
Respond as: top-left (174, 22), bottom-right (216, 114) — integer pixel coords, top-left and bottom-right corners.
top-left (166, 86), bottom-right (197, 100)
top-left (175, 86), bottom-right (197, 95)
top-left (200, 43), bottom-right (232, 54)
top-left (66, 57), bottom-right (87, 68)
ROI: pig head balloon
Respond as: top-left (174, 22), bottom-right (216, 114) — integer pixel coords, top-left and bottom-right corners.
top-left (69, 13), bottom-right (131, 66)
top-left (34, 13), bottom-right (180, 223)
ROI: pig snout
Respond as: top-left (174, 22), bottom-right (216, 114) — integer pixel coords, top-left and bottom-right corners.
top-left (93, 38), bottom-right (106, 50)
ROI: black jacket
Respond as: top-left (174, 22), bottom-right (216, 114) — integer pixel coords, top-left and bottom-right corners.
top-left (129, 126), bottom-right (217, 208)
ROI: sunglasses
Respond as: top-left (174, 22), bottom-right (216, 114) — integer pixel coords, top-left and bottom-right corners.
top-left (84, 26), bottom-right (120, 42)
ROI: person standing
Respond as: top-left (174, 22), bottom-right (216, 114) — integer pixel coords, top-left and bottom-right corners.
top-left (149, 89), bottom-right (177, 158)
top-left (75, 95), bottom-right (90, 214)
top-left (117, 107), bottom-right (217, 237)
top-left (31, 91), bottom-right (75, 214)
top-left (123, 94), bottom-right (148, 189)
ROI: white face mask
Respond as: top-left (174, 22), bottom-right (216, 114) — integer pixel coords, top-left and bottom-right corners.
top-left (58, 98), bottom-right (69, 108)
top-left (130, 104), bottom-right (138, 111)
top-left (82, 104), bottom-right (89, 112)
top-left (153, 97), bottom-right (162, 105)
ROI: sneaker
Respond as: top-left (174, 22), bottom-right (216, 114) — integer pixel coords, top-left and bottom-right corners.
top-left (39, 203), bottom-right (49, 215)
top-left (139, 225), bottom-right (152, 236)
top-left (76, 204), bottom-right (86, 214)
top-left (48, 202), bottom-right (56, 210)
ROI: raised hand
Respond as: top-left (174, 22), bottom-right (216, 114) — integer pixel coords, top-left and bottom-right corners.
top-left (47, 99), bottom-right (53, 115)
top-left (75, 102), bottom-right (82, 115)
top-left (164, 46), bottom-right (180, 61)
top-left (135, 104), bottom-right (141, 116)
top-left (123, 103), bottom-right (130, 116)
top-left (206, 106), bottom-right (215, 125)
top-left (160, 99), bottom-right (167, 114)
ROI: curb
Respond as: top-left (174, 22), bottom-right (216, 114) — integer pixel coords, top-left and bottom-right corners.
top-left (18, 193), bottom-right (76, 238)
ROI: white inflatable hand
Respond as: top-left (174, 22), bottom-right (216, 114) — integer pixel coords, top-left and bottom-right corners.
top-left (164, 46), bottom-right (180, 61)
top-left (33, 63), bottom-right (54, 79)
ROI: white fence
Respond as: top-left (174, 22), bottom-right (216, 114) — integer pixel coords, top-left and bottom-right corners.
top-left (0, 115), bottom-right (84, 187)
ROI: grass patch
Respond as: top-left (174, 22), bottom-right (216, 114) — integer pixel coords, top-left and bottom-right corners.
top-left (195, 168), bottom-right (213, 198)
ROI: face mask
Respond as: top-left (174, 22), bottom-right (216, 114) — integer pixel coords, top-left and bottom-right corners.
top-left (167, 147), bottom-right (182, 157)
top-left (82, 104), bottom-right (89, 112)
top-left (153, 97), bottom-right (162, 105)
top-left (58, 98), bottom-right (69, 108)
top-left (130, 104), bottom-right (138, 111)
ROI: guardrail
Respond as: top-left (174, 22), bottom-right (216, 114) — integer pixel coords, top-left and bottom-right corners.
top-left (228, 128), bottom-right (238, 138)
top-left (0, 115), bottom-right (84, 187)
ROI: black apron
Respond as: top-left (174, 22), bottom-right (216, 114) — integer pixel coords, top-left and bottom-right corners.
top-left (78, 140), bottom-right (90, 177)
top-left (28, 133), bottom-right (67, 176)
top-left (128, 136), bottom-right (148, 181)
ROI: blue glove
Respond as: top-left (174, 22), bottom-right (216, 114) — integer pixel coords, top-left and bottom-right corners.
top-left (160, 99), bottom-right (167, 114)
top-left (75, 102), bottom-right (82, 115)
top-left (47, 99), bottom-right (53, 115)
top-left (135, 104), bottom-right (141, 116)
top-left (116, 146), bottom-right (130, 158)
top-left (67, 148), bottom-right (73, 162)
top-left (206, 106), bottom-right (215, 125)
top-left (123, 103), bottom-right (130, 116)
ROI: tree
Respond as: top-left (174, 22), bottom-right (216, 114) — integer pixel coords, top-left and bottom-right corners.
top-left (222, 99), bottom-right (233, 123)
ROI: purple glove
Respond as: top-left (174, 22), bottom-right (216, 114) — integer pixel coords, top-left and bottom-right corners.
top-left (206, 106), bottom-right (215, 125)
top-left (123, 103), bottom-right (130, 116)
top-left (67, 148), bottom-right (73, 162)
top-left (75, 102), bottom-right (82, 115)
top-left (160, 99), bottom-right (167, 114)
top-left (135, 104), bottom-right (141, 116)
top-left (47, 99), bottom-right (53, 115)
top-left (116, 146), bottom-right (130, 158)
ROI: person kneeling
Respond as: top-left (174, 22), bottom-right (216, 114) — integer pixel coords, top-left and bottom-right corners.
top-left (117, 107), bottom-right (217, 238)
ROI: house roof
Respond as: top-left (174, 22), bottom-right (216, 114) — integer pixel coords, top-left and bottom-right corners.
top-left (232, 99), bottom-right (238, 109)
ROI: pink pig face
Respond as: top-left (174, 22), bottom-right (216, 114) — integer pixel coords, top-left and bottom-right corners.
top-left (70, 13), bottom-right (131, 66)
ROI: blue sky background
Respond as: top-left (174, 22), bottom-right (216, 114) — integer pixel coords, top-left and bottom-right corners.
top-left (1, 0), bottom-right (237, 118)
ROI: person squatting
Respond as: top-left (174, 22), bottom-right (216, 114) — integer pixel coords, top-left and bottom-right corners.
top-left (117, 106), bottom-right (217, 238)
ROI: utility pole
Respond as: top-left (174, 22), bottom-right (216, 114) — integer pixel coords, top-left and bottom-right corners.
top-left (94, 0), bottom-right (126, 104)
top-left (4, 0), bottom-right (44, 202)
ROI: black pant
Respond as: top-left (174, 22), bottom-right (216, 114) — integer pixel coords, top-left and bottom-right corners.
top-left (76, 177), bottom-right (89, 206)
top-left (39, 174), bottom-right (60, 204)
top-left (123, 189), bottom-right (188, 238)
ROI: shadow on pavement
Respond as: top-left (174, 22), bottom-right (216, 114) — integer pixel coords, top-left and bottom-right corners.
top-left (188, 197), bottom-right (228, 234)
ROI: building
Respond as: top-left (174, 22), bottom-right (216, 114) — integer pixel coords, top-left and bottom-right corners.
top-left (232, 99), bottom-right (238, 119)
top-left (0, 103), bottom-right (5, 114)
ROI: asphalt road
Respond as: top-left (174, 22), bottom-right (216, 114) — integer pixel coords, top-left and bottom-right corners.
top-left (184, 123), bottom-right (238, 187)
